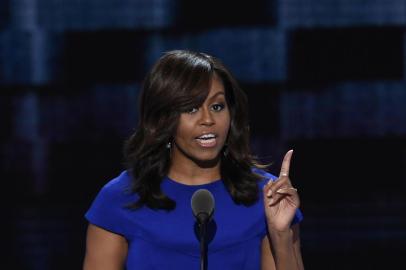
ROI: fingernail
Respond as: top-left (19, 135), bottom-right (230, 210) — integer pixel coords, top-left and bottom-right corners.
top-left (267, 189), bottom-right (272, 197)
top-left (268, 198), bottom-right (274, 205)
top-left (276, 189), bottom-right (285, 194)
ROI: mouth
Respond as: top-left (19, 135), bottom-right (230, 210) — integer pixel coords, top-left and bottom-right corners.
top-left (195, 133), bottom-right (217, 148)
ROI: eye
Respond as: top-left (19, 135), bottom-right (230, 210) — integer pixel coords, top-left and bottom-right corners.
top-left (211, 103), bottom-right (225, 112)
top-left (185, 107), bottom-right (199, 114)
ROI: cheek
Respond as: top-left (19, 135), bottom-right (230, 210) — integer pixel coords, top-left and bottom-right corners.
top-left (175, 118), bottom-right (194, 141)
top-left (223, 114), bottom-right (231, 134)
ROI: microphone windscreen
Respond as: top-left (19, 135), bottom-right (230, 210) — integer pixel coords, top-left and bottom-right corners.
top-left (191, 189), bottom-right (215, 219)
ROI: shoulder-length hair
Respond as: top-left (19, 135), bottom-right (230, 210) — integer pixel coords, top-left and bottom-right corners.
top-left (124, 50), bottom-right (265, 210)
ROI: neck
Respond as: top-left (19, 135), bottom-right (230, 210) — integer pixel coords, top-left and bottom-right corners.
top-left (168, 156), bottom-right (222, 186)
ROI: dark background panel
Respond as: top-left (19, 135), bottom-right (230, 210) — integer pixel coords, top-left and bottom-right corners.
top-left (177, 0), bottom-right (276, 30)
top-left (288, 27), bottom-right (404, 84)
top-left (0, 94), bottom-right (14, 140)
top-left (0, 0), bottom-right (9, 30)
top-left (244, 83), bottom-right (281, 137)
top-left (63, 31), bottom-right (147, 85)
top-left (47, 140), bottom-right (124, 201)
top-left (289, 138), bottom-right (406, 204)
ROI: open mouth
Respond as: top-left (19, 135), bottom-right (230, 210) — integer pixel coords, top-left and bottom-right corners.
top-left (195, 133), bottom-right (217, 148)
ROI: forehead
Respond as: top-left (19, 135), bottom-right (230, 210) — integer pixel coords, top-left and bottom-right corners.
top-left (207, 74), bottom-right (225, 97)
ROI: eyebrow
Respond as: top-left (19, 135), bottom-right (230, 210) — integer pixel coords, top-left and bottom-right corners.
top-left (207, 91), bottom-right (225, 101)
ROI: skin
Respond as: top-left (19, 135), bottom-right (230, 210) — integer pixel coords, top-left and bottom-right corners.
top-left (261, 150), bottom-right (304, 270)
top-left (83, 75), bottom-right (304, 270)
top-left (83, 224), bottom-right (127, 270)
top-left (167, 73), bottom-right (230, 185)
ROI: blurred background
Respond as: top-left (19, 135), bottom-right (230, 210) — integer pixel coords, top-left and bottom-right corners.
top-left (1, 0), bottom-right (406, 269)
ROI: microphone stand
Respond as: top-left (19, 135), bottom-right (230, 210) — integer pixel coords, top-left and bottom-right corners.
top-left (198, 214), bottom-right (208, 270)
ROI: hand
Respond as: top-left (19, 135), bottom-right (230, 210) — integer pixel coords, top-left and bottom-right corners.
top-left (263, 150), bottom-right (300, 233)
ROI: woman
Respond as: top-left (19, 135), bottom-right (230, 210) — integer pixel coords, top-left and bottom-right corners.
top-left (83, 50), bottom-right (304, 270)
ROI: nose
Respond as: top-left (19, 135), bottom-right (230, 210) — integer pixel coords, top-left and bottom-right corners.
top-left (199, 107), bottom-right (215, 126)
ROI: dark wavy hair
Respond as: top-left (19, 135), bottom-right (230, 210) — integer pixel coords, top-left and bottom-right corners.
top-left (124, 50), bottom-right (266, 210)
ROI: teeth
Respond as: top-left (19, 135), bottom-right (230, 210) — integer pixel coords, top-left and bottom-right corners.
top-left (197, 134), bottom-right (215, 139)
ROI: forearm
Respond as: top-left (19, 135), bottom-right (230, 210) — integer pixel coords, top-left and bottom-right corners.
top-left (268, 229), bottom-right (299, 270)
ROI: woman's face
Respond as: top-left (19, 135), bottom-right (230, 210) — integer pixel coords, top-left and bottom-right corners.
top-left (171, 74), bottom-right (231, 165)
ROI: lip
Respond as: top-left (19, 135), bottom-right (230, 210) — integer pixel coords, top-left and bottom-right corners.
top-left (194, 132), bottom-right (218, 148)
top-left (195, 137), bottom-right (217, 148)
top-left (195, 132), bottom-right (217, 139)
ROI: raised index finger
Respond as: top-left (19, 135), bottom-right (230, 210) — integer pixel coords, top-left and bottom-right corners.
top-left (279, 149), bottom-right (293, 177)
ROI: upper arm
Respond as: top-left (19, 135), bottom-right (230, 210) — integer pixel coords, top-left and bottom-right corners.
top-left (83, 223), bottom-right (128, 270)
top-left (261, 223), bottom-right (304, 270)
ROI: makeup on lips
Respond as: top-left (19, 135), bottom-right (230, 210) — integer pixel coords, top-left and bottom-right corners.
top-left (195, 133), bottom-right (217, 148)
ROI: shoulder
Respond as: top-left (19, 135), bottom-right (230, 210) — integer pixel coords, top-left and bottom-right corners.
top-left (87, 170), bottom-right (135, 212)
top-left (85, 170), bottom-right (135, 237)
top-left (101, 170), bottom-right (132, 194)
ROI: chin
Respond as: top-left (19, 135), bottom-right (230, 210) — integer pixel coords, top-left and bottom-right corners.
top-left (190, 151), bottom-right (222, 166)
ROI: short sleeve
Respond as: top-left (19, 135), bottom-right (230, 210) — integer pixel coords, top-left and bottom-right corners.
top-left (252, 167), bottom-right (304, 225)
top-left (85, 171), bottom-right (133, 237)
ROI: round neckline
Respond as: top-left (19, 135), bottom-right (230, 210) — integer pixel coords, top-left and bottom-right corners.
top-left (164, 176), bottom-right (223, 190)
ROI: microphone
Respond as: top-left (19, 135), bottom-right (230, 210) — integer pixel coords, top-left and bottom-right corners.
top-left (191, 189), bottom-right (215, 270)
top-left (191, 189), bottom-right (215, 224)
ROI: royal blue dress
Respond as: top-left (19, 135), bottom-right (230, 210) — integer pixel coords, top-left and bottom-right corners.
top-left (85, 169), bottom-right (303, 270)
